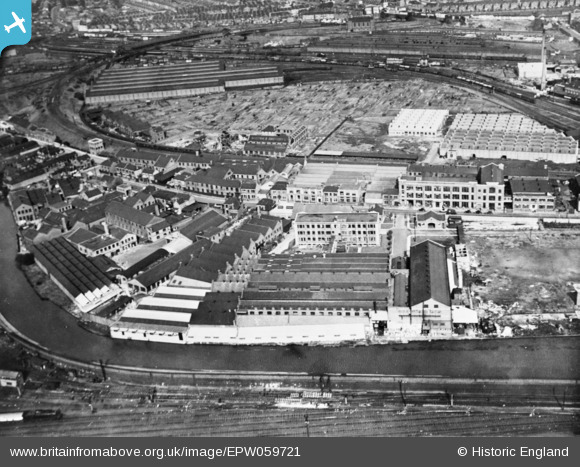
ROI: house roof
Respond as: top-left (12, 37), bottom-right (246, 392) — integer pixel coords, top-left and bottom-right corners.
top-left (416, 211), bottom-right (446, 222)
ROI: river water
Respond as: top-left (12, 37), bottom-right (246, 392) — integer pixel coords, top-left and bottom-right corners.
top-left (1, 203), bottom-right (579, 379)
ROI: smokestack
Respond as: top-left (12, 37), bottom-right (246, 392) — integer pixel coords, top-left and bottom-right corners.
top-left (540, 30), bottom-right (547, 92)
top-left (102, 221), bottom-right (110, 236)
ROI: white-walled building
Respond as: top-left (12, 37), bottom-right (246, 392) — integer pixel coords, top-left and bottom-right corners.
top-left (294, 211), bottom-right (381, 248)
top-left (388, 109), bottom-right (449, 137)
top-left (440, 113), bottom-right (578, 164)
top-left (88, 138), bottom-right (105, 155)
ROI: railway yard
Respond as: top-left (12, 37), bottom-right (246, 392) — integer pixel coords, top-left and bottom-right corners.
top-left (2, 12), bottom-right (580, 439)
top-left (0, 337), bottom-right (578, 437)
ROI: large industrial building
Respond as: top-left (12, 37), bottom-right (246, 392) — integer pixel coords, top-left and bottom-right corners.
top-left (31, 237), bottom-right (120, 312)
top-left (286, 162), bottom-right (407, 206)
top-left (388, 109), bottom-right (449, 137)
top-left (85, 61), bottom-right (284, 104)
top-left (294, 211), bottom-right (381, 249)
top-left (509, 178), bottom-right (556, 213)
top-left (398, 163), bottom-right (505, 212)
top-left (439, 113), bottom-right (578, 163)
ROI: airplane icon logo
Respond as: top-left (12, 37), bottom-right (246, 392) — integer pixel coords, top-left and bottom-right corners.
top-left (4, 12), bottom-right (26, 34)
top-left (0, 1), bottom-right (31, 54)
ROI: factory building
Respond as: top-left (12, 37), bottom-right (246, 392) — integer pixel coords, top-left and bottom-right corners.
top-left (509, 178), bottom-right (556, 213)
top-left (65, 226), bottom-right (137, 258)
top-left (517, 62), bottom-right (544, 80)
top-left (294, 211), bottom-right (381, 248)
top-left (105, 201), bottom-right (172, 242)
top-left (235, 252), bottom-right (388, 343)
top-left (111, 283), bottom-right (212, 344)
top-left (347, 16), bottom-right (376, 32)
top-left (388, 109), bottom-right (449, 137)
top-left (286, 162), bottom-right (407, 206)
top-left (440, 113), bottom-right (578, 164)
top-left (31, 237), bottom-right (119, 312)
top-left (86, 61), bottom-right (284, 104)
top-left (409, 240), bottom-right (454, 337)
top-left (398, 163), bottom-right (505, 212)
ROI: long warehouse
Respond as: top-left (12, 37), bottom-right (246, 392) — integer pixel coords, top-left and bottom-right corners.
top-left (86, 61), bottom-right (285, 104)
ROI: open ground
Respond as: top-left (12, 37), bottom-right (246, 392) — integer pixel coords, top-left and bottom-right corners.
top-left (468, 230), bottom-right (580, 315)
top-left (98, 78), bottom-right (507, 156)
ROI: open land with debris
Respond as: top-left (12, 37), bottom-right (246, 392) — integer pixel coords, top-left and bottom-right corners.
top-left (467, 230), bottom-right (580, 318)
top-left (100, 79), bottom-right (506, 156)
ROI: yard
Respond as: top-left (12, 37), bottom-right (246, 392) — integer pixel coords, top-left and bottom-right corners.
top-left (467, 231), bottom-right (580, 315)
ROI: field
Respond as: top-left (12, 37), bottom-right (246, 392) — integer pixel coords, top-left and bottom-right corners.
top-left (101, 78), bottom-right (507, 156)
top-left (467, 231), bottom-right (580, 315)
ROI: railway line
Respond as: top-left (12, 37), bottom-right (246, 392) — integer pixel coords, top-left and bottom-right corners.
top-left (1, 403), bottom-right (577, 436)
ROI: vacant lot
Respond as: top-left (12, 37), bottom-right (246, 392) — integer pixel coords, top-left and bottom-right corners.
top-left (101, 79), bottom-right (506, 156)
top-left (468, 231), bottom-right (580, 314)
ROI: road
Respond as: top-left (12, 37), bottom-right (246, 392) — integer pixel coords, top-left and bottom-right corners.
top-left (391, 213), bottom-right (410, 258)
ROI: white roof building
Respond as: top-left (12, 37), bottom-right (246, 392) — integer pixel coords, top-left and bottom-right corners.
top-left (388, 109), bottom-right (449, 137)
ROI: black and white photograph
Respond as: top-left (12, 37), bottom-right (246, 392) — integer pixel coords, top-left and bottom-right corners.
top-left (0, 0), bottom-right (579, 446)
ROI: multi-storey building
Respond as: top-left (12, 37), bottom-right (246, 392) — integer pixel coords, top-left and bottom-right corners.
top-left (294, 211), bottom-right (381, 248)
top-left (105, 201), bottom-right (171, 242)
top-left (509, 178), bottom-right (555, 213)
top-left (398, 163), bottom-right (505, 212)
top-left (287, 162), bottom-right (406, 205)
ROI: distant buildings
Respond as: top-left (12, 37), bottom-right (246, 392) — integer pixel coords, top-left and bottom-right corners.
top-left (440, 113), bottom-right (578, 164)
top-left (388, 109), bottom-right (449, 137)
top-left (86, 61), bottom-right (284, 104)
top-left (88, 138), bottom-right (105, 155)
top-left (347, 16), bottom-right (375, 32)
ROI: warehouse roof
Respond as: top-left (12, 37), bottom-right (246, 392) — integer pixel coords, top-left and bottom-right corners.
top-left (190, 292), bottom-right (238, 326)
top-left (409, 240), bottom-right (450, 307)
top-left (296, 212), bottom-right (379, 223)
top-left (31, 237), bottom-right (112, 298)
top-left (179, 209), bottom-right (228, 241)
top-left (105, 201), bottom-right (164, 228)
top-left (510, 178), bottom-right (553, 195)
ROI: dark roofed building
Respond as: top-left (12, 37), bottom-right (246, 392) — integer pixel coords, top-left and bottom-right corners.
top-left (105, 201), bottom-right (171, 241)
top-left (410, 240), bottom-right (450, 308)
top-left (509, 178), bottom-right (555, 213)
top-left (31, 237), bottom-right (117, 311)
top-left (178, 209), bottom-right (228, 242)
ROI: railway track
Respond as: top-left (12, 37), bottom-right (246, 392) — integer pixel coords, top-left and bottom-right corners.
top-left (1, 404), bottom-right (577, 436)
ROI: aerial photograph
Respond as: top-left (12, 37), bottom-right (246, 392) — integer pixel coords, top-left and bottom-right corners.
top-left (0, 0), bottom-right (579, 437)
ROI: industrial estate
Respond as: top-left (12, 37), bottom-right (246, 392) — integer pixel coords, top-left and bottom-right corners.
top-left (1, 0), bottom-right (580, 437)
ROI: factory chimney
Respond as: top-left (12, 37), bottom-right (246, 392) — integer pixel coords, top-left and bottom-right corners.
top-left (540, 29), bottom-right (547, 92)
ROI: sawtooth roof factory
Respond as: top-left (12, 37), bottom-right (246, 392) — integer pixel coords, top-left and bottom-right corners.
top-left (440, 113), bottom-right (579, 164)
top-left (85, 61), bottom-right (284, 104)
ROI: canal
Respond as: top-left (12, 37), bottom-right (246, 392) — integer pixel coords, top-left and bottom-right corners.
top-left (1, 203), bottom-right (579, 379)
